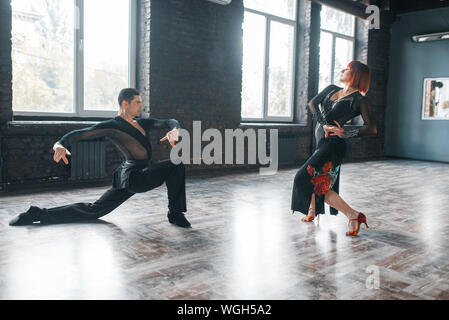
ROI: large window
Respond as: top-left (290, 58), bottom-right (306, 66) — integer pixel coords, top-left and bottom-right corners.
top-left (241, 0), bottom-right (297, 122)
top-left (11, 0), bottom-right (136, 117)
top-left (318, 5), bottom-right (355, 92)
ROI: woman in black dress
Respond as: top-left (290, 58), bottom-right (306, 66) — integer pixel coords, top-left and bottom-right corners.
top-left (291, 60), bottom-right (377, 236)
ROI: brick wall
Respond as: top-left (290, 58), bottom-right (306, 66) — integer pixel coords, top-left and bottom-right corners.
top-left (2, 123), bottom-right (124, 190)
top-left (136, 0), bottom-right (151, 115)
top-left (0, 0), bottom-right (12, 124)
top-left (147, 0), bottom-right (244, 165)
top-left (0, 0), bottom-right (12, 191)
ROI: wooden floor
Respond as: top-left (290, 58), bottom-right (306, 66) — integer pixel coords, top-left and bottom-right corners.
top-left (1, 159), bottom-right (449, 300)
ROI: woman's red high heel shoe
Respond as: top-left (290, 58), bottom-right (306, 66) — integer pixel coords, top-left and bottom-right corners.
top-left (346, 212), bottom-right (369, 236)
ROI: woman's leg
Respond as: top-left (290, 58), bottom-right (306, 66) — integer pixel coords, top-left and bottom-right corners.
top-left (324, 190), bottom-right (359, 230)
top-left (301, 193), bottom-right (317, 222)
top-left (309, 193), bottom-right (316, 215)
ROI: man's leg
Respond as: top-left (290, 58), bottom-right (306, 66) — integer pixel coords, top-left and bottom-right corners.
top-left (127, 160), bottom-right (190, 227)
top-left (10, 187), bottom-right (134, 225)
top-left (163, 161), bottom-right (187, 213)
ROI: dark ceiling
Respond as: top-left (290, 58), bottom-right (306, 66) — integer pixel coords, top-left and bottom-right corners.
top-left (314, 0), bottom-right (449, 27)
top-left (320, 0), bottom-right (449, 16)
top-left (389, 0), bottom-right (449, 14)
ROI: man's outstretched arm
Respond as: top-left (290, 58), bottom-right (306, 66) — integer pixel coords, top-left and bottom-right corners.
top-left (142, 118), bottom-right (180, 131)
top-left (142, 118), bottom-right (180, 147)
top-left (52, 122), bottom-right (110, 165)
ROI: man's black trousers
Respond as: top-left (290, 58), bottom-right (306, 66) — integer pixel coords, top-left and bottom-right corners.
top-left (40, 160), bottom-right (186, 224)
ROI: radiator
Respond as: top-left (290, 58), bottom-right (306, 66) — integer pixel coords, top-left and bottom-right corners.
top-left (278, 136), bottom-right (297, 165)
top-left (70, 139), bottom-right (106, 180)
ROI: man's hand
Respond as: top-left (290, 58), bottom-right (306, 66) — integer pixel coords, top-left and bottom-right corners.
top-left (323, 120), bottom-right (344, 138)
top-left (160, 128), bottom-right (179, 147)
top-left (53, 142), bottom-right (71, 165)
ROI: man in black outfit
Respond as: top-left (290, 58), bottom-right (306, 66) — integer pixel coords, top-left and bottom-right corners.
top-left (9, 88), bottom-right (191, 228)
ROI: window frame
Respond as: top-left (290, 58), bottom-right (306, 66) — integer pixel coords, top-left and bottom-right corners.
top-left (241, 2), bottom-right (297, 123)
top-left (319, 7), bottom-right (365, 126)
top-left (12, 0), bottom-right (137, 118)
top-left (319, 7), bottom-right (356, 91)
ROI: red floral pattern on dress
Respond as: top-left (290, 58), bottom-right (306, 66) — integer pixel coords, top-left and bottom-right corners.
top-left (311, 174), bottom-right (331, 195)
top-left (322, 161), bottom-right (333, 173)
top-left (307, 161), bottom-right (339, 195)
top-left (307, 165), bottom-right (315, 176)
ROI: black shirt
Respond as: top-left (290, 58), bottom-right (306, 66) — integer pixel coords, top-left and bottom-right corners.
top-left (58, 116), bottom-right (180, 190)
top-left (307, 85), bottom-right (376, 143)
top-left (58, 116), bottom-right (180, 161)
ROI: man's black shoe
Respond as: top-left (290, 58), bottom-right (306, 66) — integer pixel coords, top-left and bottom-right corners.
top-left (9, 206), bottom-right (42, 226)
top-left (167, 211), bottom-right (191, 228)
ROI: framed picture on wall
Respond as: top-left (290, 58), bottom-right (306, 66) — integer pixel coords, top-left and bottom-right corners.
top-left (422, 77), bottom-right (449, 120)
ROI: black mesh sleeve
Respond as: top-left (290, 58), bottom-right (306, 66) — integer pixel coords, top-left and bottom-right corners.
top-left (340, 128), bottom-right (360, 139)
top-left (58, 121), bottom-right (111, 148)
top-left (307, 85), bottom-right (339, 125)
top-left (141, 118), bottom-right (180, 131)
top-left (341, 97), bottom-right (377, 138)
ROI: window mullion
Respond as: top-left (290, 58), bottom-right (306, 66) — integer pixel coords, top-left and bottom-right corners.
top-left (290, 5), bottom-right (297, 121)
top-left (79, 0), bottom-right (84, 116)
top-left (263, 17), bottom-right (271, 121)
top-left (74, 0), bottom-right (79, 115)
top-left (352, 16), bottom-right (357, 60)
top-left (74, 0), bottom-right (84, 116)
top-left (331, 34), bottom-right (336, 85)
top-left (129, 0), bottom-right (137, 88)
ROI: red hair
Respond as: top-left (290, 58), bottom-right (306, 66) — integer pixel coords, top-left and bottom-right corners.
top-left (347, 61), bottom-right (370, 94)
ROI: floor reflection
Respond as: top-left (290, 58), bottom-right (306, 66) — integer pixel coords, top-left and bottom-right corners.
top-left (1, 222), bottom-right (127, 299)
top-left (224, 191), bottom-right (298, 299)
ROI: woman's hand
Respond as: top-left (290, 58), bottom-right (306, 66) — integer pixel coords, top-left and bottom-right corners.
top-left (160, 128), bottom-right (179, 147)
top-left (53, 142), bottom-right (71, 165)
top-left (323, 120), bottom-right (344, 138)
